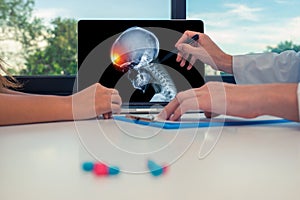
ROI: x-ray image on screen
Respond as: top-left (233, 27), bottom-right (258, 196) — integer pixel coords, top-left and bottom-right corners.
top-left (110, 26), bottom-right (177, 102)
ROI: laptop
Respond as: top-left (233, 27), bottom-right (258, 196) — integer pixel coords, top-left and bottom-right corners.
top-left (77, 19), bottom-right (205, 113)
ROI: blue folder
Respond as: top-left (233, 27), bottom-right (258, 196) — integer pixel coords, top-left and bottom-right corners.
top-left (113, 115), bottom-right (291, 129)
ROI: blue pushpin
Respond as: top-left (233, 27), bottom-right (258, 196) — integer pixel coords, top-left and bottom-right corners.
top-left (82, 161), bottom-right (94, 172)
top-left (108, 166), bottom-right (120, 175)
top-left (147, 160), bottom-right (164, 177)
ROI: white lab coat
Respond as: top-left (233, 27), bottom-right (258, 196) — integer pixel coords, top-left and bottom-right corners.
top-left (232, 50), bottom-right (300, 119)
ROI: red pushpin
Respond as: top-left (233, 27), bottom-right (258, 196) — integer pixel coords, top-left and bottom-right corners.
top-left (93, 162), bottom-right (109, 176)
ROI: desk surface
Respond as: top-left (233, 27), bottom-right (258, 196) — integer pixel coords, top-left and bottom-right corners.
top-left (0, 114), bottom-right (300, 200)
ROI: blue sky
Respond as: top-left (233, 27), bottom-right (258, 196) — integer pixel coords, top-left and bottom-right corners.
top-left (188, 0), bottom-right (300, 54)
top-left (33, 0), bottom-right (300, 54)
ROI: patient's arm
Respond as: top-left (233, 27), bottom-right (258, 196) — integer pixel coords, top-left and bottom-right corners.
top-left (0, 83), bottom-right (122, 126)
top-left (0, 93), bottom-right (72, 126)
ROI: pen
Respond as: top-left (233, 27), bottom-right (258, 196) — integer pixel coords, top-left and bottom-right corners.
top-left (184, 34), bottom-right (200, 45)
top-left (125, 114), bottom-right (155, 122)
top-left (159, 34), bottom-right (199, 63)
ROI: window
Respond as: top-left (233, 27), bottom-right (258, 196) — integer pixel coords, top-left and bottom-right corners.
top-left (0, 0), bottom-right (172, 94)
top-left (187, 0), bottom-right (300, 75)
top-left (1, 0), bottom-right (170, 76)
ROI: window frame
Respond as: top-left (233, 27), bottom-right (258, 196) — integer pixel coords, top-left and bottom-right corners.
top-left (15, 75), bottom-right (75, 95)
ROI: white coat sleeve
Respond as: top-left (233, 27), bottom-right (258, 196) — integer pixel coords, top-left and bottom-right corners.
top-left (233, 50), bottom-right (300, 84)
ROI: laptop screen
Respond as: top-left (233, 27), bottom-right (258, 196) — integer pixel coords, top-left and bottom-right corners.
top-left (77, 20), bottom-right (205, 108)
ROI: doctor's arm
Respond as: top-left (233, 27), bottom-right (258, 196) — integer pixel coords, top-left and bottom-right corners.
top-left (158, 82), bottom-right (299, 122)
top-left (175, 31), bottom-right (300, 84)
top-left (158, 31), bottom-right (300, 121)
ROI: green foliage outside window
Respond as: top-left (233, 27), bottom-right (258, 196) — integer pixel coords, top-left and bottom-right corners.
top-left (1, 0), bottom-right (77, 75)
top-left (266, 41), bottom-right (300, 53)
top-left (20, 18), bottom-right (77, 75)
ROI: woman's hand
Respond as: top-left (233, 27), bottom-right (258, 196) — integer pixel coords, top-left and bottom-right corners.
top-left (71, 83), bottom-right (122, 120)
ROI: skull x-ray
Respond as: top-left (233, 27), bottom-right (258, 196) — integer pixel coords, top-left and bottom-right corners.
top-left (110, 27), bottom-right (177, 102)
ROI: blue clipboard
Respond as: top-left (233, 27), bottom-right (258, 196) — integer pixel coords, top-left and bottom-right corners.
top-left (113, 115), bottom-right (292, 129)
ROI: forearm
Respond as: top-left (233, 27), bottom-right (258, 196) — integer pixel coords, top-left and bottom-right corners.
top-left (0, 94), bottom-right (72, 126)
top-left (227, 83), bottom-right (299, 121)
top-left (258, 83), bottom-right (299, 121)
top-left (216, 53), bottom-right (233, 74)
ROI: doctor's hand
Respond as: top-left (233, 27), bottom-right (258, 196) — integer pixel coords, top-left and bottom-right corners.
top-left (176, 31), bottom-right (233, 73)
top-left (71, 83), bottom-right (122, 120)
top-left (157, 82), bottom-right (262, 121)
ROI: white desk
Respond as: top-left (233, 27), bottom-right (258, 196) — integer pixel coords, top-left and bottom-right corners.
top-left (0, 114), bottom-right (300, 200)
